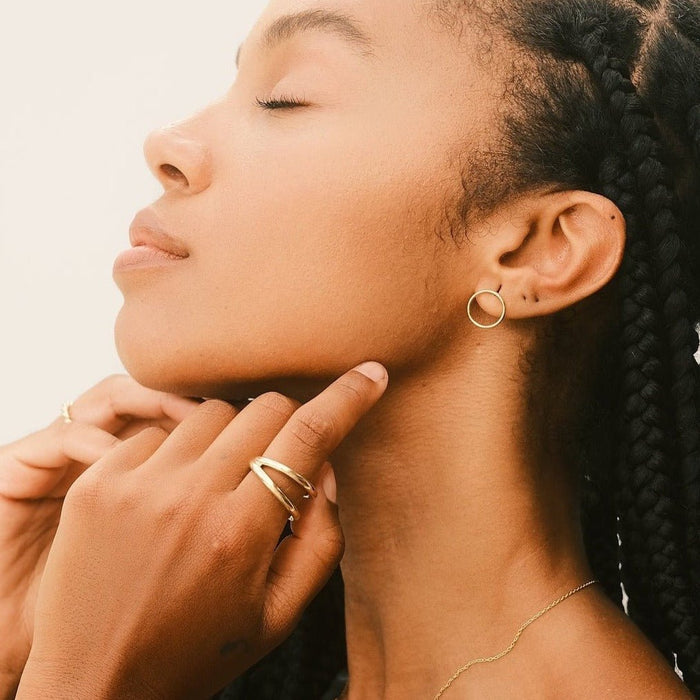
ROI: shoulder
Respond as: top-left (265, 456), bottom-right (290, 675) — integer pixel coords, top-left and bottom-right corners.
top-left (546, 590), bottom-right (694, 699)
top-left (560, 635), bottom-right (693, 699)
top-left (446, 586), bottom-right (693, 699)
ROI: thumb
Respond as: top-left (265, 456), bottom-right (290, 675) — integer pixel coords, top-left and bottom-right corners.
top-left (261, 462), bottom-right (343, 639)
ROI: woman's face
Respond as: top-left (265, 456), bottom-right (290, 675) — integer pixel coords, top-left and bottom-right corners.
top-left (113, 0), bottom-right (492, 400)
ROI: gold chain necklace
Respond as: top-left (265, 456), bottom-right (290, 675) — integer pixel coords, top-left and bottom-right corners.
top-left (333, 579), bottom-right (598, 700)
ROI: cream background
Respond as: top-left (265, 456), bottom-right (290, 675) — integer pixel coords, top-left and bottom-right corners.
top-left (0, 2), bottom-right (265, 442)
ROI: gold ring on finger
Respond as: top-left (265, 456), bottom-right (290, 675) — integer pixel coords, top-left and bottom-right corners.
top-left (60, 400), bottom-right (75, 424)
top-left (248, 456), bottom-right (317, 522)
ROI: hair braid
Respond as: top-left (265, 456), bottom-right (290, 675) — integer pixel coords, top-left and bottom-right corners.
top-left (616, 2), bottom-right (700, 629)
top-left (510, 1), bottom-right (700, 686)
top-left (641, 4), bottom-right (700, 168)
top-left (579, 380), bottom-right (624, 609)
top-left (598, 149), bottom-right (675, 655)
top-left (630, 74), bottom-right (700, 614)
top-left (601, 37), bottom-right (700, 628)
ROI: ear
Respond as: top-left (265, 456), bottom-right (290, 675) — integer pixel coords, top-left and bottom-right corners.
top-left (469, 190), bottom-right (626, 321)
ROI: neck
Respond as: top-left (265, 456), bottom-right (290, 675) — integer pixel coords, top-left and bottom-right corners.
top-left (329, 333), bottom-right (597, 699)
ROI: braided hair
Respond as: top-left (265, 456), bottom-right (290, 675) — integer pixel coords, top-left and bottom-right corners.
top-left (497, 0), bottom-right (700, 687)
top-left (214, 0), bottom-right (700, 697)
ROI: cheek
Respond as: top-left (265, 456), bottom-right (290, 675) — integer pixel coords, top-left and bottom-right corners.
top-left (114, 116), bottom-right (452, 393)
top-left (204, 129), bottom-right (444, 340)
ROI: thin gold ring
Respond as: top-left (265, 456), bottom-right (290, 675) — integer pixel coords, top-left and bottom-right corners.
top-left (60, 400), bottom-right (74, 424)
top-left (467, 290), bottom-right (506, 329)
top-left (249, 456), bottom-right (317, 522)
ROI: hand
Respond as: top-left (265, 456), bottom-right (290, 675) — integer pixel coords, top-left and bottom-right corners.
top-left (17, 361), bottom-right (388, 700)
top-left (0, 375), bottom-right (200, 697)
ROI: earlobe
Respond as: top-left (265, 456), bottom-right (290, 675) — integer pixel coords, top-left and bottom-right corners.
top-left (467, 288), bottom-right (507, 329)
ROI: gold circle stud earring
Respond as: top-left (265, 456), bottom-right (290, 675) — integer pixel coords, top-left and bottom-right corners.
top-left (467, 289), bottom-right (506, 329)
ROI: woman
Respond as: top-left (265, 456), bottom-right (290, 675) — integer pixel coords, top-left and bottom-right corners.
top-left (2, 0), bottom-right (699, 697)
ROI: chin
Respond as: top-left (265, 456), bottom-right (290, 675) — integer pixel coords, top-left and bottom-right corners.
top-left (116, 353), bottom-right (194, 396)
top-left (112, 306), bottom-right (345, 405)
top-left (113, 314), bottom-right (194, 396)
top-left (114, 335), bottom-right (261, 406)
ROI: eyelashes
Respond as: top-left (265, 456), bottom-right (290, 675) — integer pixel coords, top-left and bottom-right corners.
top-left (255, 93), bottom-right (310, 110)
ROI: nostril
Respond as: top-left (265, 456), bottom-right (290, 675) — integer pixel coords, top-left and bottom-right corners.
top-left (160, 163), bottom-right (188, 186)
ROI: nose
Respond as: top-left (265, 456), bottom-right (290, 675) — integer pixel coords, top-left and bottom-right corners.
top-left (142, 121), bottom-right (212, 195)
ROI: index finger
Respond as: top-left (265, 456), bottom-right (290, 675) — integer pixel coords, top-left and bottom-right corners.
top-left (233, 361), bottom-right (388, 528)
top-left (56, 374), bottom-right (202, 433)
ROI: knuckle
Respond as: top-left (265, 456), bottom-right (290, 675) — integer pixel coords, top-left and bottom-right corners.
top-left (107, 386), bottom-right (120, 419)
top-left (137, 425), bottom-right (170, 442)
top-left (254, 392), bottom-right (300, 419)
top-left (261, 582), bottom-right (294, 639)
top-left (320, 527), bottom-right (346, 562)
top-left (334, 375), bottom-right (367, 403)
top-left (64, 469), bottom-right (109, 511)
top-left (109, 477), bottom-right (150, 516)
top-left (263, 598), bottom-right (289, 639)
top-left (155, 492), bottom-right (196, 525)
top-left (105, 432), bottom-right (122, 449)
top-left (288, 409), bottom-right (337, 453)
top-left (79, 422), bottom-right (122, 448)
top-left (196, 399), bottom-right (238, 419)
top-left (204, 525), bottom-right (246, 565)
top-left (100, 373), bottom-right (132, 394)
top-left (201, 507), bottom-right (264, 576)
top-left (305, 525), bottom-right (345, 573)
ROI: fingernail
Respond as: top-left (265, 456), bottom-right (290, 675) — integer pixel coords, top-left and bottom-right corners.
top-left (320, 464), bottom-right (337, 504)
top-left (354, 361), bottom-right (387, 383)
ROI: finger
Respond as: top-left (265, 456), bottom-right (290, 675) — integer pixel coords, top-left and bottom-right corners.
top-left (114, 416), bottom-right (181, 440)
top-left (187, 392), bottom-right (302, 490)
top-left (10, 422), bottom-right (122, 469)
top-left (85, 426), bottom-right (170, 477)
top-left (136, 399), bottom-right (241, 470)
top-left (262, 465), bottom-right (344, 642)
top-left (1, 423), bottom-right (122, 499)
top-left (58, 374), bottom-right (201, 434)
top-left (235, 362), bottom-right (387, 531)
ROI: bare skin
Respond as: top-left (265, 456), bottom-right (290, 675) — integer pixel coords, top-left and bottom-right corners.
top-left (16, 367), bottom-right (386, 700)
top-left (10, 0), bottom-right (692, 697)
top-left (0, 376), bottom-right (201, 698)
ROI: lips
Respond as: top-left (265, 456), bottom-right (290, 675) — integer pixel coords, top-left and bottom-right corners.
top-left (128, 208), bottom-right (189, 258)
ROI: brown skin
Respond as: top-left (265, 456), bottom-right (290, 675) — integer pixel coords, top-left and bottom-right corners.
top-left (17, 367), bottom-right (387, 700)
top-left (11, 0), bottom-right (694, 698)
top-left (0, 376), bottom-right (200, 698)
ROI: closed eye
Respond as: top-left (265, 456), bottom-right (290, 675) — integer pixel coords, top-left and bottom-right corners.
top-left (255, 93), bottom-right (310, 110)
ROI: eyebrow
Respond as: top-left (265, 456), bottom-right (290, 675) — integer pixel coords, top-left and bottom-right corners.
top-left (235, 8), bottom-right (376, 69)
